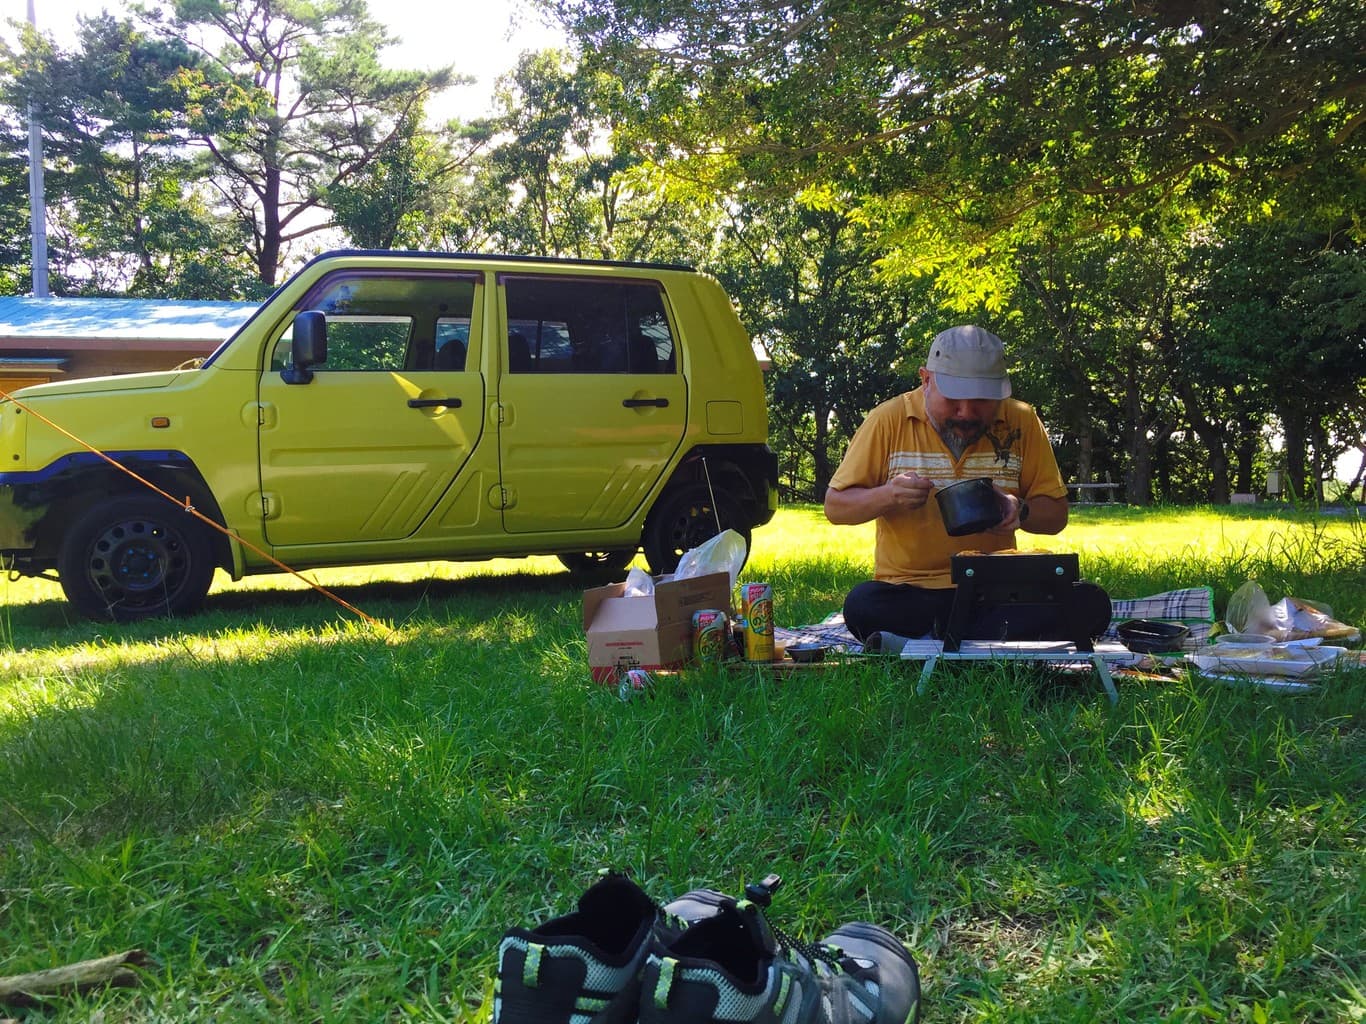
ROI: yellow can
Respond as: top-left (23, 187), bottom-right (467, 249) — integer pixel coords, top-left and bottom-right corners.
top-left (740, 582), bottom-right (775, 662)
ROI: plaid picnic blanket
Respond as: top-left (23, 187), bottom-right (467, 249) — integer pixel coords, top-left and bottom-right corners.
top-left (776, 586), bottom-right (1216, 655)
top-left (775, 614), bottom-right (861, 653)
top-left (1102, 587), bottom-right (1215, 652)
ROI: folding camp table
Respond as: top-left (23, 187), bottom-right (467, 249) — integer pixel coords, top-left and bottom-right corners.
top-left (900, 638), bottom-right (1137, 705)
top-left (894, 551), bottom-right (1134, 704)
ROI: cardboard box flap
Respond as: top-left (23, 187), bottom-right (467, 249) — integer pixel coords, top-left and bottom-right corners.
top-left (590, 594), bottom-right (660, 631)
top-left (582, 581), bottom-right (627, 631)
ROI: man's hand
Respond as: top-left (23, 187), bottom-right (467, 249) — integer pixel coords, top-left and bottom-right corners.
top-left (824, 471), bottom-right (935, 525)
top-left (986, 490), bottom-right (1069, 536)
top-left (988, 487), bottom-right (1023, 535)
top-left (886, 471), bottom-right (935, 512)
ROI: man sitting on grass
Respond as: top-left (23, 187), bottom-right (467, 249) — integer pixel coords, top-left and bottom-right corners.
top-left (824, 325), bottom-right (1110, 644)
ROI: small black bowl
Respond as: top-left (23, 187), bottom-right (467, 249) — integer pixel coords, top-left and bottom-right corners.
top-left (786, 643), bottom-right (828, 664)
top-left (936, 477), bottom-right (1001, 537)
top-left (1116, 618), bottom-right (1190, 654)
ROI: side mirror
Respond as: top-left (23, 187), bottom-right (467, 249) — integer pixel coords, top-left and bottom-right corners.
top-left (281, 310), bottom-right (327, 384)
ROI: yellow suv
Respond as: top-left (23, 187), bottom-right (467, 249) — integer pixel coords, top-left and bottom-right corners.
top-left (0, 251), bottom-right (777, 620)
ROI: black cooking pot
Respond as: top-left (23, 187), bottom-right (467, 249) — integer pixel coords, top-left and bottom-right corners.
top-left (936, 477), bottom-right (1001, 537)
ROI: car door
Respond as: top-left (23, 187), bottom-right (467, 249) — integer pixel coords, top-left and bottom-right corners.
top-left (257, 270), bottom-right (487, 548)
top-left (496, 274), bottom-right (687, 534)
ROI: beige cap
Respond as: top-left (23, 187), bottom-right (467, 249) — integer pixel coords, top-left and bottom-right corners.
top-left (926, 325), bottom-right (1011, 400)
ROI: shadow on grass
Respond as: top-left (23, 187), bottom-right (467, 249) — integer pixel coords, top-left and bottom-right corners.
top-left (3, 567), bottom-right (593, 646)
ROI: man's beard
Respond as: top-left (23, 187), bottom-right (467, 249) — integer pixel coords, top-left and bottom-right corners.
top-left (939, 418), bottom-right (990, 459)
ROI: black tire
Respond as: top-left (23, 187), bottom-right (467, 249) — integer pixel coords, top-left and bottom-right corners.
top-left (57, 495), bottom-right (216, 622)
top-left (557, 549), bottom-right (637, 578)
top-left (642, 484), bottom-right (751, 576)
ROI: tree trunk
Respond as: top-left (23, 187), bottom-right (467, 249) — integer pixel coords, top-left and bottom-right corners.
top-left (259, 159), bottom-right (282, 287)
top-left (1175, 380), bottom-right (1230, 503)
top-left (1122, 375), bottom-right (1153, 505)
top-left (1235, 431), bottom-right (1258, 494)
top-left (813, 402), bottom-right (833, 499)
top-left (1280, 407), bottom-right (1309, 500)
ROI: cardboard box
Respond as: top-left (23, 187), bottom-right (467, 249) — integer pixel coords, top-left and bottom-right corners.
top-left (583, 571), bottom-right (733, 682)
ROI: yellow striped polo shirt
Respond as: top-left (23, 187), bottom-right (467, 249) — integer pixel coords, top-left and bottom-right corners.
top-left (829, 387), bottom-right (1067, 587)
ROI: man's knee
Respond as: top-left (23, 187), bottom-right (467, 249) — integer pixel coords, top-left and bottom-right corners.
top-left (1073, 581), bottom-right (1112, 638)
top-left (842, 581), bottom-right (890, 641)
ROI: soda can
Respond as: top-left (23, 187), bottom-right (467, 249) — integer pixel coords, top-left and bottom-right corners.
top-left (617, 668), bottom-right (653, 701)
top-left (740, 582), bottom-right (775, 662)
top-left (692, 608), bottom-right (728, 663)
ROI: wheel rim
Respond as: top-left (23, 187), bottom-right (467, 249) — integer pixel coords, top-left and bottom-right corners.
top-left (85, 516), bottom-right (193, 610)
top-left (663, 500), bottom-right (719, 559)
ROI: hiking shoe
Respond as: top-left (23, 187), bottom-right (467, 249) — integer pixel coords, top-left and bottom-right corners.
top-left (821, 921), bottom-right (921, 1024)
top-left (639, 887), bottom-right (921, 1024)
top-left (493, 871), bottom-right (659, 1023)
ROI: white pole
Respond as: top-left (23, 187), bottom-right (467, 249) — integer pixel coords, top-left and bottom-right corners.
top-left (26, 0), bottom-right (50, 297)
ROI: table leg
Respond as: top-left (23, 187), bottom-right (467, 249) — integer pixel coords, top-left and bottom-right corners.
top-left (1091, 654), bottom-right (1119, 705)
top-left (916, 656), bottom-right (939, 696)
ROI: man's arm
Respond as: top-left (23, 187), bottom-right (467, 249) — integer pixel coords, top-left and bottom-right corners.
top-left (824, 472), bottom-right (935, 525)
top-left (990, 491), bottom-right (1068, 535)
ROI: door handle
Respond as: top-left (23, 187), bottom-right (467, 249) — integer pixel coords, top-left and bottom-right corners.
top-left (408, 397), bottom-right (463, 409)
top-left (622, 397), bottom-right (669, 408)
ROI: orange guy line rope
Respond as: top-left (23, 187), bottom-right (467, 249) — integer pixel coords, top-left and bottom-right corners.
top-left (1, 388), bottom-right (386, 630)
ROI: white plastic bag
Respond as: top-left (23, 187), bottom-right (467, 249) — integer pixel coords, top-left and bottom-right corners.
top-left (672, 529), bottom-right (748, 590)
top-left (623, 566), bottom-right (655, 596)
top-left (1225, 581), bottom-right (1275, 635)
top-left (1225, 580), bottom-right (1360, 643)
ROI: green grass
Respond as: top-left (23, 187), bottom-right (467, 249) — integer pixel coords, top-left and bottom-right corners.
top-left (1, 505), bottom-right (1363, 1022)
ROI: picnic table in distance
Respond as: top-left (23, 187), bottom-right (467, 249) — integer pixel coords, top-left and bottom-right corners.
top-left (1068, 480), bottom-right (1122, 503)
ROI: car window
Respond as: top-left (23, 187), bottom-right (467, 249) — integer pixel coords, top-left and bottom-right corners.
top-left (502, 276), bottom-right (676, 374)
top-left (435, 318), bottom-right (470, 371)
top-left (270, 273), bottom-right (478, 372)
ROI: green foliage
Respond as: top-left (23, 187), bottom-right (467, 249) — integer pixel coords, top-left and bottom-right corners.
top-left (0, 16), bottom-right (258, 297)
top-left (143, 0), bottom-right (454, 283)
top-left (711, 196), bottom-right (937, 498)
top-left (436, 51), bottom-right (704, 264)
top-left (553, 0), bottom-right (1365, 305)
top-left (327, 106), bottom-right (456, 250)
top-left (0, 506), bottom-right (1362, 1021)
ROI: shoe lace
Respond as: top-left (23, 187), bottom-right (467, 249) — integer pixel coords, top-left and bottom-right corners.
top-left (772, 924), bottom-right (845, 975)
top-left (742, 873), bottom-right (846, 975)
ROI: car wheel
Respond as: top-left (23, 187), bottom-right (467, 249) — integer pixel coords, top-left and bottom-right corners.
top-left (557, 549), bottom-right (637, 578)
top-left (57, 495), bottom-right (216, 622)
top-left (643, 484), bottom-right (750, 576)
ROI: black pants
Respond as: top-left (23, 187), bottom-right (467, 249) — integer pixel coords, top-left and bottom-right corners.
top-left (842, 579), bottom-right (1112, 643)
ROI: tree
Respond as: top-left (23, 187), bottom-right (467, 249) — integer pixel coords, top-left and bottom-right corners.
top-left (437, 50), bottom-right (704, 264)
top-left (146, 0), bottom-right (454, 284)
top-left (1, 16), bottom-right (258, 297)
top-left (712, 196), bottom-right (932, 498)
top-left (0, 100), bottom-right (30, 293)
top-left (547, 0), bottom-right (1365, 303)
top-left (1191, 226), bottom-right (1366, 501)
top-left (327, 105), bottom-right (461, 250)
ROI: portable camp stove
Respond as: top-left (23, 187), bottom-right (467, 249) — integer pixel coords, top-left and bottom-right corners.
top-left (942, 553), bottom-right (1091, 652)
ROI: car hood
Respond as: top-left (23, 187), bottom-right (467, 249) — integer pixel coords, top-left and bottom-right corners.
top-left (5, 370), bottom-right (187, 400)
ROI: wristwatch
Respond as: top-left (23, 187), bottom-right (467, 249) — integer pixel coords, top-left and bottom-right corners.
top-left (1017, 498), bottom-right (1030, 525)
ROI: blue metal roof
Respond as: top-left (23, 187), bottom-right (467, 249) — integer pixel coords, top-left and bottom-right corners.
top-left (0, 296), bottom-right (258, 343)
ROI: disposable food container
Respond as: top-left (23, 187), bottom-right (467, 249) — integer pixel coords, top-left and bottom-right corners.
top-left (1117, 618), bottom-right (1190, 653)
top-left (786, 643), bottom-right (828, 664)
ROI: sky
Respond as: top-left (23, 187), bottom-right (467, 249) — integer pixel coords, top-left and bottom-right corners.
top-left (2, 0), bottom-right (570, 121)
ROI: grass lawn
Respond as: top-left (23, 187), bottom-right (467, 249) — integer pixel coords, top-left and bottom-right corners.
top-left (1, 504), bottom-right (1363, 1022)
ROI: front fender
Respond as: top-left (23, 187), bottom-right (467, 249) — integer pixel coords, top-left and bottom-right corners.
top-left (0, 450), bottom-right (238, 576)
